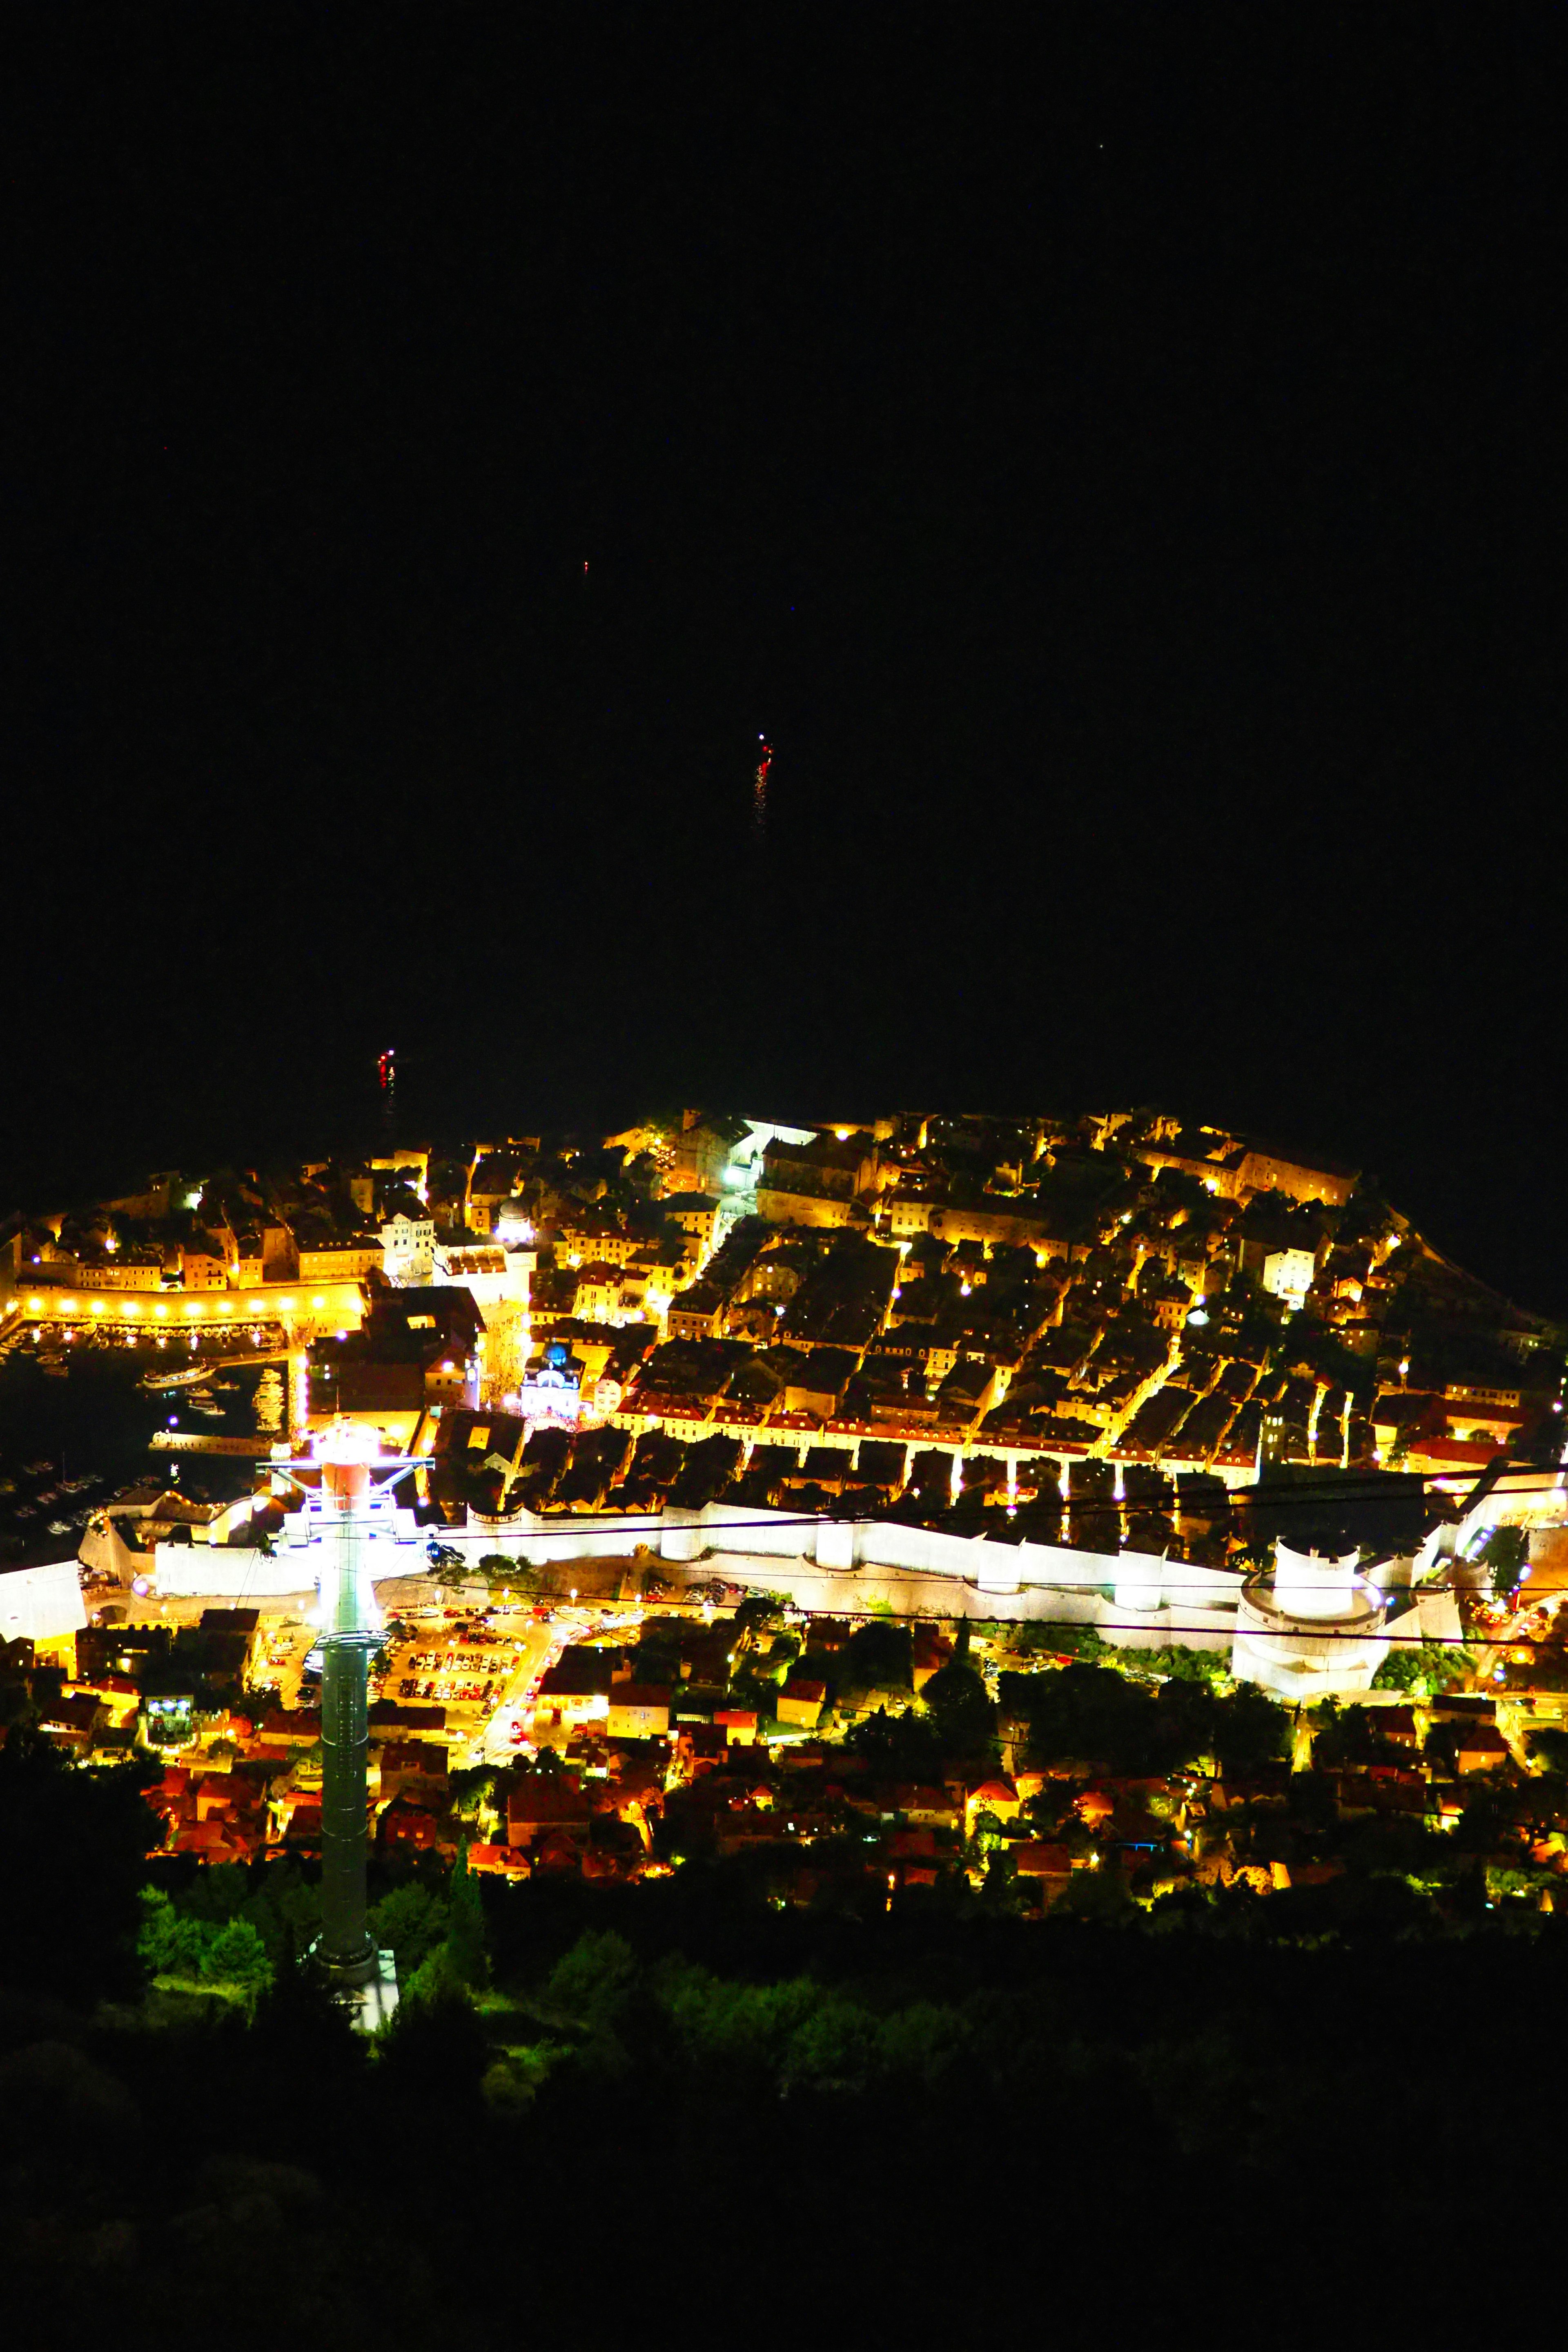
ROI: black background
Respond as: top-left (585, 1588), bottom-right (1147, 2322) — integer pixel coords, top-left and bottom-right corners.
top-left (9, 7), bottom-right (1565, 1304)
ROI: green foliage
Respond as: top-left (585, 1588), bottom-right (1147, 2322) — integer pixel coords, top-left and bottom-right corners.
top-left (444, 1844), bottom-right (489, 1989)
top-left (137, 1886), bottom-right (207, 1979)
top-left (1286, 1770), bottom-right (1339, 1834)
top-left (376, 1969), bottom-right (490, 2100)
top-left (0, 1729), bottom-right (162, 2000)
top-left (1045, 1623), bottom-right (1115, 1664)
top-left (477, 1553), bottom-right (543, 1599)
top-left (657, 1958), bottom-right (819, 2075)
top-left (1050, 1864), bottom-right (1140, 1925)
top-left (1526, 1727), bottom-right (1568, 1775)
top-left (781, 1997), bottom-right (882, 2094)
top-left (1001, 1660), bottom-right (1287, 1780)
top-left (920, 1659), bottom-right (997, 1752)
top-left (606, 1944), bottom-right (976, 2097)
top-left (546, 1929), bottom-right (639, 2031)
top-left (1007, 1621), bottom-right (1077, 1658)
top-left (1002, 1664), bottom-right (1178, 1774)
top-left (1210, 1684), bottom-right (1291, 1778)
top-left (178, 1859), bottom-right (252, 1924)
top-left (1452, 1783), bottom-right (1515, 1855)
top-left (1138, 1645), bottom-right (1229, 1688)
top-left (1305, 1699), bottom-right (1399, 1769)
top-left (137, 1886), bottom-right (275, 1999)
top-left (369, 1882), bottom-right (449, 1980)
top-left (238, 1860), bottom-right (321, 1966)
top-left (842, 1706), bottom-right (946, 1779)
top-left (480, 2050), bottom-right (549, 2113)
top-left (202, 1917), bottom-right (273, 1993)
top-left (1372, 1642), bottom-right (1474, 1697)
top-left (400, 1940), bottom-right (471, 2011)
top-left (844, 1619), bottom-right (913, 1690)
top-left (733, 1592), bottom-right (788, 1635)
top-left (1155, 1674), bottom-right (1224, 1766)
top-left (1001, 1663), bottom-right (1147, 1769)
top-left (1480, 1526), bottom-right (1529, 1600)
top-left (449, 1763), bottom-right (499, 1819)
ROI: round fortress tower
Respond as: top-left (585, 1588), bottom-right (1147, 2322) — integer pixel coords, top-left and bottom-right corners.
top-left (1231, 1539), bottom-right (1388, 1699)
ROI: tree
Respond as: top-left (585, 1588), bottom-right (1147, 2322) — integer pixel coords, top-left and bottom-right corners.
top-left (1004, 1663), bottom-right (1162, 1773)
top-left (444, 1844), bottom-right (489, 1990)
top-left (449, 1763), bottom-right (499, 1820)
top-left (546, 1929), bottom-right (638, 2031)
top-left (1047, 1624), bottom-right (1115, 1666)
top-left (1149, 1675), bottom-right (1218, 1771)
top-left (780, 1998), bottom-right (883, 2096)
top-left (1480, 1526), bottom-right (1529, 1601)
top-left (180, 1859), bottom-right (251, 1924)
top-left (920, 1659), bottom-right (997, 1753)
top-left (843, 1706), bottom-right (945, 1779)
top-left (845, 1619), bottom-right (912, 1692)
top-left (1051, 1864), bottom-right (1140, 1925)
top-left (1306, 1699), bottom-right (1398, 1769)
top-left (1209, 1684), bottom-right (1291, 1778)
top-left (0, 1729), bottom-right (161, 2000)
top-left (203, 1916), bottom-right (274, 1997)
top-left (1526, 1727), bottom-right (1568, 1775)
top-left (1373, 1642), bottom-right (1473, 1698)
top-left (137, 1886), bottom-right (207, 1979)
top-left (368, 1881), bottom-right (449, 1980)
top-left (477, 1553), bottom-right (542, 1600)
top-left (378, 1967), bottom-right (490, 2102)
top-left (240, 1861), bottom-right (321, 1968)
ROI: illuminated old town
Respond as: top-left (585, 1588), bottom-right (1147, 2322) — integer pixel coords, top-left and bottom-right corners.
top-left (9, 7), bottom-right (1566, 2343)
top-left (7, 1102), bottom-right (1567, 1963)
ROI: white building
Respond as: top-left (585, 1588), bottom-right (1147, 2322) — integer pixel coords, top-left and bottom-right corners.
top-left (1262, 1246), bottom-right (1316, 1312)
top-left (381, 1211), bottom-right (435, 1287)
top-left (431, 1240), bottom-right (533, 1315)
top-left (1, 1557), bottom-right (87, 1654)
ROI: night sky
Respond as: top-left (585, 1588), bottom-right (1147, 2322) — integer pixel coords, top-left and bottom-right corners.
top-left (10, 10), bottom-right (1566, 1306)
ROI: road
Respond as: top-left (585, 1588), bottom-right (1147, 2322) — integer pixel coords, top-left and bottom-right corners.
top-left (478, 1616), bottom-right (562, 1764)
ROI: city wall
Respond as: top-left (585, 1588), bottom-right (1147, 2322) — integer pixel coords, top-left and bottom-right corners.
top-left (144, 1497), bottom-right (1244, 1642)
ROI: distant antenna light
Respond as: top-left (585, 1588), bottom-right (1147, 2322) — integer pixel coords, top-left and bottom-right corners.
top-left (752, 737), bottom-right (773, 833)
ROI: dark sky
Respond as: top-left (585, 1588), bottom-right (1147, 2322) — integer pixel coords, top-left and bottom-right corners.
top-left (9, 8), bottom-right (1566, 1306)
